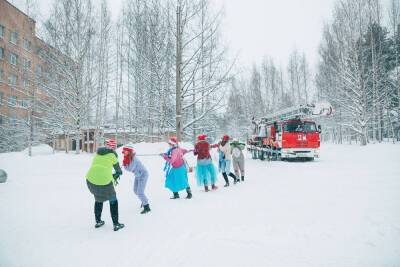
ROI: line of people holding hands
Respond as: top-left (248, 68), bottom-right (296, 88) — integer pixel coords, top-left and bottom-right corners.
top-left (85, 134), bottom-right (246, 231)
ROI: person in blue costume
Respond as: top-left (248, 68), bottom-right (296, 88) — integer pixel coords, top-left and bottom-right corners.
top-left (218, 135), bottom-right (239, 187)
top-left (193, 134), bottom-right (218, 192)
top-left (123, 144), bottom-right (151, 214)
top-left (162, 137), bottom-right (192, 199)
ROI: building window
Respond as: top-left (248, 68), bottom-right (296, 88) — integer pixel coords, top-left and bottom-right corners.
top-left (10, 31), bottom-right (19, 45)
top-left (23, 58), bottom-right (31, 69)
top-left (0, 25), bottom-right (4, 38)
top-left (23, 78), bottom-right (29, 88)
top-left (20, 99), bottom-right (29, 108)
top-left (9, 52), bottom-right (18, 66)
top-left (35, 65), bottom-right (42, 76)
top-left (0, 115), bottom-right (3, 125)
top-left (9, 116), bottom-right (18, 126)
top-left (0, 69), bottom-right (3, 83)
top-left (0, 47), bottom-right (4, 60)
top-left (23, 39), bottom-right (31, 51)
top-left (0, 92), bottom-right (3, 105)
top-left (8, 74), bottom-right (17, 86)
top-left (44, 70), bottom-right (51, 80)
top-left (8, 96), bottom-right (17, 107)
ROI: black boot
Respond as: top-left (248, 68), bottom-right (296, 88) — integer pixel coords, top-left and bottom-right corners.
top-left (222, 173), bottom-right (230, 187)
top-left (241, 176), bottom-right (244, 182)
top-left (113, 223), bottom-right (125, 231)
top-left (204, 185), bottom-right (209, 192)
top-left (186, 188), bottom-right (192, 199)
top-left (94, 202), bottom-right (104, 228)
top-left (110, 200), bottom-right (124, 231)
top-left (229, 172), bottom-right (238, 184)
top-left (170, 192), bottom-right (180, 199)
top-left (140, 204), bottom-right (151, 214)
top-left (236, 174), bottom-right (241, 182)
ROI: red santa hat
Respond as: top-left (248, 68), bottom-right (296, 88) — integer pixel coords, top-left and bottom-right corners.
top-left (168, 136), bottom-right (179, 146)
top-left (105, 139), bottom-right (117, 150)
top-left (197, 134), bottom-right (207, 141)
top-left (222, 135), bottom-right (230, 141)
top-left (122, 144), bottom-right (135, 154)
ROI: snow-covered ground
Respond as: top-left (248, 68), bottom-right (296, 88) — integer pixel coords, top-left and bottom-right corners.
top-left (0, 143), bottom-right (399, 267)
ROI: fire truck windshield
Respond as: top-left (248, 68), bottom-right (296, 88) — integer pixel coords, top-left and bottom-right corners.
top-left (284, 121), bottom-right (317, 133)
top-left (303, 122), bottom-right (317, 132)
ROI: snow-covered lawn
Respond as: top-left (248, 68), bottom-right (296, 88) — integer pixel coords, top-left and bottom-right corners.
top-left (0, 143), bottom-right (399, 267)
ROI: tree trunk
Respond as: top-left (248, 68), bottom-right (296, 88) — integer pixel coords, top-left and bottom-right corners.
top-left (75, 121), bottom-right (80, 154)
top-left (52, 133), bottom-right (56, 154)
top-left (360, 125), bottom-right (368, 146)
top-left (176, 4), bottom-right (183, 140)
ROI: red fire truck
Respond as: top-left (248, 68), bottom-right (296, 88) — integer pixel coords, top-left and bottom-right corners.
top-left (248, 103), bottom-right (333, 161)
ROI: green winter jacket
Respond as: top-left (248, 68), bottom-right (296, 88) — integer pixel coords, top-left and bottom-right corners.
top-left (86, 148), bottom-right (122, 186)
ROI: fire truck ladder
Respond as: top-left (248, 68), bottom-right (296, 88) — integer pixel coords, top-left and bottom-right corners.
top-left (259, 103), bottom-right (333, 125)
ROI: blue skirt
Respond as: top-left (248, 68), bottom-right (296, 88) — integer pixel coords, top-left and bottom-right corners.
top-left (165, 165), bottom-right (189, 192)
top-left (219, 159), bottom-right (231, 173)
top-left (195, 160), bottom-right (217, 186)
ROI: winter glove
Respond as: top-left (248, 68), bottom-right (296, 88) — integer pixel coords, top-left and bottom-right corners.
top-left (113, 173), bottom-right (120, 185)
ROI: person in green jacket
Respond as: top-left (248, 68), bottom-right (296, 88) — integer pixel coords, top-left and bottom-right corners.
top-left (86, 139), bottom-right (124, 231)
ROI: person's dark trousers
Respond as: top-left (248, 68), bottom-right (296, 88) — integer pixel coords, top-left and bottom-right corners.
top-left (94, 202), bottom-right (103, 223)
top-left (222, 172), bottom-right (229, 186)
top-left (228, 172), bottom-right (238, 183)
top-left (109, 199), bottom-right (119, 224)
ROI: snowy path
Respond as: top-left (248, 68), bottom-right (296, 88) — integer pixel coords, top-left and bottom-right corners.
top-left (0, 143), bottom-right (399, 267)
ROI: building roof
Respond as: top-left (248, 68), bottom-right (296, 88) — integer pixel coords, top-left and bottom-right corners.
top-left (1, 0), bottom-right (36, 24)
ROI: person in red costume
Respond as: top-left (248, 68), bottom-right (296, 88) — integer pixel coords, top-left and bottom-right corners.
top-left (193, 135), bottom-right (218, 192)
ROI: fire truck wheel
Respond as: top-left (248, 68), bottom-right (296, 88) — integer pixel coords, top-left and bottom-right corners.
top-left (252, 150), bottom-right (258, 159)
top-left (259, 150), bottom-right (265, 160)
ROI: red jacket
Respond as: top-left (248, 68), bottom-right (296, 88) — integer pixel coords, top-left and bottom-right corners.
top-left (194, 141), bottom-right (218, 160)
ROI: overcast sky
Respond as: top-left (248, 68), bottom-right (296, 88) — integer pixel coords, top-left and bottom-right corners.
top-left (11, 0), bottom-right (337, 69)
top-left (214, 0), bottom-right (336, 68)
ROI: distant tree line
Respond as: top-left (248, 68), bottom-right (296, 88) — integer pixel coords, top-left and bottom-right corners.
top-left (222, 0), bottom-right (400, 145)
top-left (1, 0), bottom-right (232, 153)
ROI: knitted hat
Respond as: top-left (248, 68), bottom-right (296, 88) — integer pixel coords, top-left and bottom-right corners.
top-left (105, 139), bottom-right (117, 150)
top-left (122, 144), bottom-right (135, 154)
top-left (222, 135), bottom-right (230, 141)
top-left (198, 134), bottom-right (207, 141)
top-left (168, 136), bottom-right (178, 146)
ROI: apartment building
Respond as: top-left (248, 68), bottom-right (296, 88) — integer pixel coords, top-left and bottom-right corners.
top-left (0, 0), bottom-right (48, 127)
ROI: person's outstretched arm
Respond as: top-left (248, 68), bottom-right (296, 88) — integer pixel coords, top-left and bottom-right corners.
top-left (113, 162), bottom-right (123, 179)
top-left (163, 150), bottom-right (179, 165)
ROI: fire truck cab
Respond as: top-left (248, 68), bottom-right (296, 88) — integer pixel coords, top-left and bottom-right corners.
top-left (279, 119), bottom-right (320, 160)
